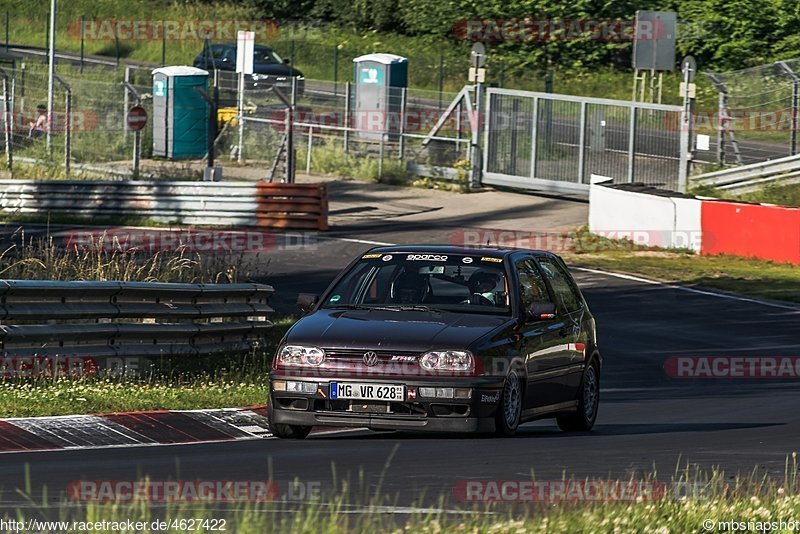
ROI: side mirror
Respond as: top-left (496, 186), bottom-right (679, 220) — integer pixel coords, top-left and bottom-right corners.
top-left (283, 58), bottom-right (291, 65)
top-left (297, 293), bottom-right (319, 314)
top-left (527, 301), bottom-right (557, 321)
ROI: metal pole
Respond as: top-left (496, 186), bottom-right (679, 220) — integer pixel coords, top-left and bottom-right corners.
top-left (577, 101), bottom-right (587, 184)
top-left (306, 126), bottom-right (313, 173)
top-left (529, 97), bottom-right (538, 178)
top-left (344, 81), bottom-right (350, 153)
top-left (161, 20), bottom-right (166, 66)
top-left (55, 75), bottom-right (71, 176)
top-left (627, 107), bottom-right (636, 182)
top-left (378, 133), bottom-right (384, 179)
top-left (5, 11), bottom-right (8, 53)
top-left (438, 55), bottom-right (444, 111)
top-left (716, 92), bottom-right (726, 165)
top-left (0, 72), bottom-right (12, 170)
top-left (678, 66), bottom-right (692, 193)
top-left (333, 46), bottom-right (338, 96)
top-left (19, 62), bottom-right (25, 113)
top-left (80, 15), bottom-right (84, 73)
top-left (113, 21), bottom-right (120, 67)
top-left (778, 62), bottom-right (799, 156)
top-left (123, 65), bottom-right (131, 142)
top-left (236, 70), bottom-right (244, 163)
top-left (398, 87), bottom-right (406, 159)
top-left (470, 80), bottom-right (483, 189)
top-left (285, 76), bottom-right (296, 183)
top-left (46, 0), bottom-right (56, 155)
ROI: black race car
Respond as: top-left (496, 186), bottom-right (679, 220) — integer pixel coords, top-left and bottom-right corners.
top-left (268, 246), bottom-right (600, 438)
top-left (193, 43), bottom-right (304, 95)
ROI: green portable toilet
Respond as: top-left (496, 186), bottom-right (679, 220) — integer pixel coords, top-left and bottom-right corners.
top-left (352, 53), bottom-right (408, 141)
top-left (152, 66), bottom-right (209, 159)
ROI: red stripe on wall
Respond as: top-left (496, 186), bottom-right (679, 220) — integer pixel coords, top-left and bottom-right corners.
top-left (103, 412), bottom-right (236, 444)
top-left (701, 201), bottom-right (800, 264)
top-left (0, 421), bottom-right (62, 451)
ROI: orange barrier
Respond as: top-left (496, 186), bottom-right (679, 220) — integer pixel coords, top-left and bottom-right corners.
top-left (254, 183), bottom-right (329, 231)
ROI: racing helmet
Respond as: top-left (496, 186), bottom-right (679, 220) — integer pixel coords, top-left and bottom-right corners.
top-left (390, 271), bottom-right (430, 304)
top-left (467, 270), bottom-right (501, 291)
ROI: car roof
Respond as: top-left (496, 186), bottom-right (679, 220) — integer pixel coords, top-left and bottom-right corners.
top-left (212, 43), bottom-right (273, 51)
top-left (365, 245), bottom-right (555, 259)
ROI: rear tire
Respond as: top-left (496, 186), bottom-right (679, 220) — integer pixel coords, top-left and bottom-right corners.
top-left (495, 370), bottom-right (523, 437)
top-left (268, 402), bottom-right (312, 439)
top-left (557, 360), bottom-right (599, 432)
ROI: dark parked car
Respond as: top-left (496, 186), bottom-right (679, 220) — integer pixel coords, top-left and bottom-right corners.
top-left (268, 246), bottom-right (601, 438)
top-left (193, 43), bottom-right (304, 95)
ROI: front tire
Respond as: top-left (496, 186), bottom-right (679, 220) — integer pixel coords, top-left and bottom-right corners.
top-left (557, 360), bottom-right (599, 432)
top-left (495, 370), bottom-right (523, 437)
top-left (268, 401), bottom-right (312, 439)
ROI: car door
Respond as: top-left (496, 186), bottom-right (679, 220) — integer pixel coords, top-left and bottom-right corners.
top-left (535, 256), bottom-right (587, 396)
top-left (513, 257), bottom-right (572, 411)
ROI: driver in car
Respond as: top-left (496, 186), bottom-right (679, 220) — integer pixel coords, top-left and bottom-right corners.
top-left (391, 271), bottom-right (431, 304)
top-left (462, 271), bottom-right (501, 306)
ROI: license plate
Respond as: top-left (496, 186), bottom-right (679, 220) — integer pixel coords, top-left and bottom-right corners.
top-left (330, 382), bottom-right (404, 402)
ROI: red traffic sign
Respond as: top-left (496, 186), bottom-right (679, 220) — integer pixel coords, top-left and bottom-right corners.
top-left (127, 105), bottom-right (148, 131)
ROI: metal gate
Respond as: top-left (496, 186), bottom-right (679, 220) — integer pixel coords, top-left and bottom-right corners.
top-left (482, 88), bottom-right (690, 194)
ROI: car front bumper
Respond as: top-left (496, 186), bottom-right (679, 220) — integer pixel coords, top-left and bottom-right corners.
top-left (269, 375), bottom-right (505, 433)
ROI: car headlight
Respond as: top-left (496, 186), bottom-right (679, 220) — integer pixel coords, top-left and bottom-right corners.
top-left (251, 74), bottom-right (269, 81)
top-left (419, 351), bottom-right (474, 372)
top-left (276, 345), bottom-right (325, 366)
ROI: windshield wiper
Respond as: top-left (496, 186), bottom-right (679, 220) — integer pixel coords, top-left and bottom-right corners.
top-left (327, 304), bottom-right (444, 313)
top-left (377, 305), bottom-right (444, 313)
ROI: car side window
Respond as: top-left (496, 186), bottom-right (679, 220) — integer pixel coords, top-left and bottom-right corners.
top-left (514, 258), bottom-right (551, 311)
top-left (537, 257), bottom-right (582, 313)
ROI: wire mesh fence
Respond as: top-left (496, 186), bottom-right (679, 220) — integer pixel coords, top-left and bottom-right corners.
top-left (704, 59), bottom-right (800, 166)
top-left (236, 79), bottom-right (470, 183)
top-left (0, 61), bottom-right (153, 172)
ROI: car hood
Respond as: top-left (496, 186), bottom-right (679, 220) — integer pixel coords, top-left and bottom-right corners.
top-left (285, 309), bottom-right (508, 352)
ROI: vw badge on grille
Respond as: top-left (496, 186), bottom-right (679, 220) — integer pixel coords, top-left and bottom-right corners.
top-left (363, 351), bottom-right (379, 367)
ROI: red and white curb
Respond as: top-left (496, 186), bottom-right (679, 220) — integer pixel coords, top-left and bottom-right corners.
top-left (0, 406), bottom-right (276, 453)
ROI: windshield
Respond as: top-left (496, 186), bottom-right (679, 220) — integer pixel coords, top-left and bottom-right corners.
top-left (322, 252), bottom-right (510, 315)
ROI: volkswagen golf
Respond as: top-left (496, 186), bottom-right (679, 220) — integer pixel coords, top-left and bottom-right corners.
top-left (268, 246), bottom-right (600, 438)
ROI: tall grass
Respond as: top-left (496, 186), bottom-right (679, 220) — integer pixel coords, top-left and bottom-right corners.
top-left (4, 461), bottom-right (800, 533)
top-left (0, 227), bottom-right (262, 283)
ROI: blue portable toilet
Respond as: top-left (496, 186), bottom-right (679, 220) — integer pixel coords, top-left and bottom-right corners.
top-left (352, 53), bottom-right (408, 140)
top-left (152, 66), bottom-right (209, 159)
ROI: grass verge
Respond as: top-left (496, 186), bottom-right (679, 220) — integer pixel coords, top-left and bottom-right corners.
top-left (562, 231), bottom-right (800, 303)
top-left (6, 462), bottom-right (800, 533)
top-left (691, 182), bottom-right (800, 208)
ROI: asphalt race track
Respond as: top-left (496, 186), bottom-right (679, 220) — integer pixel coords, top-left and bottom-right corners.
top-left (0, 220), bottom-right (798, 512)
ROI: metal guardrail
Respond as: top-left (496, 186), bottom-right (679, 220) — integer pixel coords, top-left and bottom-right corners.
top-left (690, 153), bottom-right (800, 194)
top-left (0, 280), bottom-right (274, 365)
top-left (0, 180), bottom-right (329, 230)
